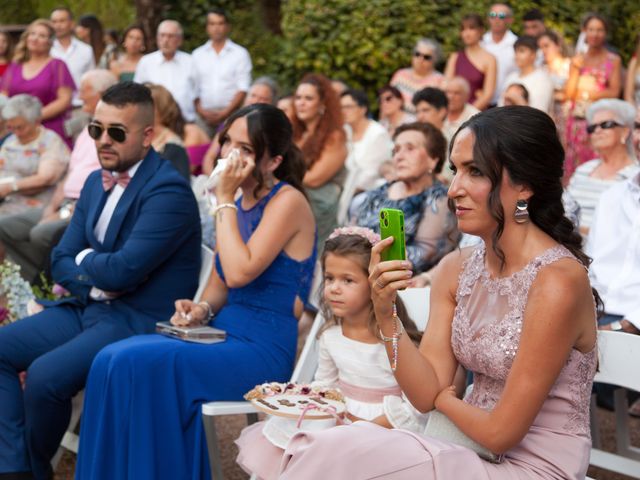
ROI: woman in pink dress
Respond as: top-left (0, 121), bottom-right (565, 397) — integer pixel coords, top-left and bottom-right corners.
top-left (564, 13), bottom-right (622, 183)
top-left (445, 14), bottom-right (496, 111)
top-left (0, 19), bottom-right (75, 148)
top-left (279, 106), bottom-right (599, 480)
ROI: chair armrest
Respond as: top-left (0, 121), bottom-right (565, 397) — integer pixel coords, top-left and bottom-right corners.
top-left (202, 400), bottom-right (258, 416)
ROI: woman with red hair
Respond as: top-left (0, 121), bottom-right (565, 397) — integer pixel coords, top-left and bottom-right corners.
top-left (292, 73), bottom-right (348, 248)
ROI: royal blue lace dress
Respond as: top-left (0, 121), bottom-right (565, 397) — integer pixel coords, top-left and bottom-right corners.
top-left (75, 182), bottom-right (316, 480)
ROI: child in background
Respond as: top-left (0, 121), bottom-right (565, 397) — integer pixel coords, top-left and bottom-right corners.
top-left (235, 226), bottom-right (422, 480)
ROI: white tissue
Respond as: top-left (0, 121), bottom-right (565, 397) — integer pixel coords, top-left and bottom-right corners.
top-left (205, 148), bottom-right (240, 190)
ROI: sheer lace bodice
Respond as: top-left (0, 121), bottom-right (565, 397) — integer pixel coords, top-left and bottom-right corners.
top-left (451, 244), bottom-right (597, 437)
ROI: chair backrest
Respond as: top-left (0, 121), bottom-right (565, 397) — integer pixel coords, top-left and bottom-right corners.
top-left (194, 245), bottom-right (214, 302)
top-left (594, 330), bottom-right (640, 391)
top-left (398, 287), bottom-right (431, 331)
top-left (290, 312), bottom-right (325, 384)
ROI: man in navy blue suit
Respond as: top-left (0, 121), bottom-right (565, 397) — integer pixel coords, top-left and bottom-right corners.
top-left (0, 82), bottom-right (201, 480)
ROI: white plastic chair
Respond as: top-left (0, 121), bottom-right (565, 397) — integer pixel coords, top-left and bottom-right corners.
top-left (51, 244), bottom-right (215, 469)
top-left (202, 311), bottom-right (326, 480)
top-left (589, 330), bottom-right (640, 478)
top-left (398, 287), bottom-right (430, 331)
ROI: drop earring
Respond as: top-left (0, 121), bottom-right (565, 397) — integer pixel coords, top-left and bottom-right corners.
top-left (514, 199), bottom-right (529, 224)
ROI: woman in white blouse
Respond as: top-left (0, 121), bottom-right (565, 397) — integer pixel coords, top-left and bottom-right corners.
top-left (566, 99), bottom-right (639, 235)
top-left (338, 89), bottom-right (392, 223)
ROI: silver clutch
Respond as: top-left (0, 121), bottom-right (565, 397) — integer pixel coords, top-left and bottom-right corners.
top-left (424, 410), bottom-right (504, 463)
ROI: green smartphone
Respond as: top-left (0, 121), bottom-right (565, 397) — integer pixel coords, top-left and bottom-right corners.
top-left (379, 208), bottom-right (406, 262)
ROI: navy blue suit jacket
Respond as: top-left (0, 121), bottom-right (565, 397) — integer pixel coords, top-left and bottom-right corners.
top-left (50, 148), bottom-right (202, 333)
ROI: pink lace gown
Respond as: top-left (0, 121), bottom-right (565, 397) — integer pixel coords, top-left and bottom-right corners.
top-left (279, 244), bottom-right (597, 480)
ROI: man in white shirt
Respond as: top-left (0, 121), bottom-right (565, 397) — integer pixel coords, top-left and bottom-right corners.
top-left (50, 7), bottom-right (95, 108)
top-left (502, 36), bottom-right (553, 114)
top-left (586, 173), bottom-right (640, 335)
top-left (192, 7), bottom-right (252, 135)
top-left (442, 77), bottom-right (480, 143)
top-left (482, 3), bottom-right (518, 106)
top-left (134, 20), bottom-right (196, 122)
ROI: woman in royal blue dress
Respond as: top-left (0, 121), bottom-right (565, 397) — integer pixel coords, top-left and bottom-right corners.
top-left (75, 104), bottom-right (317, 479)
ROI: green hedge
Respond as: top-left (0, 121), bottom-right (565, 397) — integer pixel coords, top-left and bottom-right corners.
top-left (4, 0), bottom-right (638, 104)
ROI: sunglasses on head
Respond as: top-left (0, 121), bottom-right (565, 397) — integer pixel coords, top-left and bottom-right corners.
top-left (586, 120), bottom-right (623, 134)
top-left (88, 123), bottom-right (129, 143)
top-left (488, 11), bottom-right (510, 19)
top-left (413, 51), bottom-right (433, 61)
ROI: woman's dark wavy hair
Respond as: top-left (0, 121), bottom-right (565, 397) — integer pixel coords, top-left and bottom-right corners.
top-left (451, 106), bottom-right (602, 311)
top-left (218, 103), bottom-right (307, 198)
top-left (318, 234), bottom-right (422, 345)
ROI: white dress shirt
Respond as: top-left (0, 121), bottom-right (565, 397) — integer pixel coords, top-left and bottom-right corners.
top-left (481, 30), bottom-right (518, 104)
top-left (51, 37), bottom-right (95, 107)
top-left (191, 39), bottom-right (252, 110)
top-left (75, 160), bottom-right (143, 300)
top-left (586, 174), bottom-right (640, 328)
top-left (133, 50), bottom-right (197, 122)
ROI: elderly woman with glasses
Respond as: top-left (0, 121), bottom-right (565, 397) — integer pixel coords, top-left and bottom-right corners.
top-left (0, 94), bottom-right (69, 216)
top-left (566, 99), bottom-right (639, 234)
top-left (390, 38), bottom-right (444, 115)
top-left (377, 85), bottom-right (415, 137)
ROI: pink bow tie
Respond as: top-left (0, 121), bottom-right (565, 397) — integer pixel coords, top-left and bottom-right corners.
top-left (102, 170), bottom-right (131, 191)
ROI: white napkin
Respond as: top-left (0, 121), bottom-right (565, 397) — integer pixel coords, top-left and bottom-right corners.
top-left (205, 148), bottom-right (240, 190)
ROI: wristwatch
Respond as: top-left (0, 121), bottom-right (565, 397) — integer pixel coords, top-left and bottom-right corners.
top-left (609, 320), bottom-right (624, 332)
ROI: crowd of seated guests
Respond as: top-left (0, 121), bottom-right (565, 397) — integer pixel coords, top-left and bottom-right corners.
top-left (0, 2), bottom-right (639, 478)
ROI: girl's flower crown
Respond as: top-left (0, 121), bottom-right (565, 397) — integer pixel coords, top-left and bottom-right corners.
top-left (328, 226), bottom-right (380, 246)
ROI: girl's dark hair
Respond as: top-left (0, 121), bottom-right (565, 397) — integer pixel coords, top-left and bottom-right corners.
top-left (394, 122), bottom-right (447, 174)
top-left (377, 84), bottom-right (403, 100)
top-left (121, 24), bottom-right (147, 53)
top-left (451, 106), bottom-right (603, 310)
top-left (78, 14), bottom-right (106, 64)
top-left (291, 73), bottom-right (345, 167)
top-left (341, 88), bottom-right (369, 113)
top-left (219, 103), bottom-right (307, 197)
top-left (0, 31), bottom-right (15, 61)
top-left (318, 234), bottom-right (422, 345)
top-left (582, 12), bottom-right (609, 35)
top-left (461, 13), bottom-right (485, 30)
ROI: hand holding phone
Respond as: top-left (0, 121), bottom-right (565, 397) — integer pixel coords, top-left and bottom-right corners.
top-left (379, 208), bottom-right (406, 262)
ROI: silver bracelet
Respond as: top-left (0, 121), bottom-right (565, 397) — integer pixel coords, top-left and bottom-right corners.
top-left (197, 301), bottom-right (214, 323)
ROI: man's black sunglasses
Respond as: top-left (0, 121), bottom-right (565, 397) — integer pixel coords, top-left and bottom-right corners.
top-left (88, 123), bottom-right (129, 143)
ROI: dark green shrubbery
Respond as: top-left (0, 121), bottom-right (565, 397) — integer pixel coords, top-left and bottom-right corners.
top-left (4, 0), bottom-right (638, 104)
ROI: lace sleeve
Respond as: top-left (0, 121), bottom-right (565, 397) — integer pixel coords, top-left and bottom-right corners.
top-left (408, 195), bottom-right (459, 272)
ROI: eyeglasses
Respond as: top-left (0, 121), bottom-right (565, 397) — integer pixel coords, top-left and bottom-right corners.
top-left (88, 123), bottom-right (129, 143)
top-left (488, 12), bottom-right (511, 19)
top-left (413, 51), bottom-right (433, 61)
top-left (586, 120), bottom-right (623, 134)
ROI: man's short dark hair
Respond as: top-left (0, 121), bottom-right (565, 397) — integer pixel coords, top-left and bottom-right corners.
top-left (52, 6), bottom-right (73, 20)
top-left (523, 8), bottom-right (544, 22)
top-left (341, 89), bottom-right (369, 113)
top-left (412, 87), bottom-right (448, 110)
top-left (514, 35), bottom-right (538, 52)
top-left (101, 81), bottom-right (154, 123)
top-left (207, 7), bottom-right (229, 22)
top-left (508, 83), bottom-right (530, 102)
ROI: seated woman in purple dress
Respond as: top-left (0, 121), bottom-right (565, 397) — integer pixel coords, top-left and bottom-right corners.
top-left (445, 14), bottom-right (496, 111)
top-left (0, 19), bottom-right (75, 148)
top-left (279, 106), bottom-right (599, 480)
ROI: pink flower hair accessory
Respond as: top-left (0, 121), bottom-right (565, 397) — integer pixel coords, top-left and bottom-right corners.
top-left (328, 226), bottom-right (381, 246)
